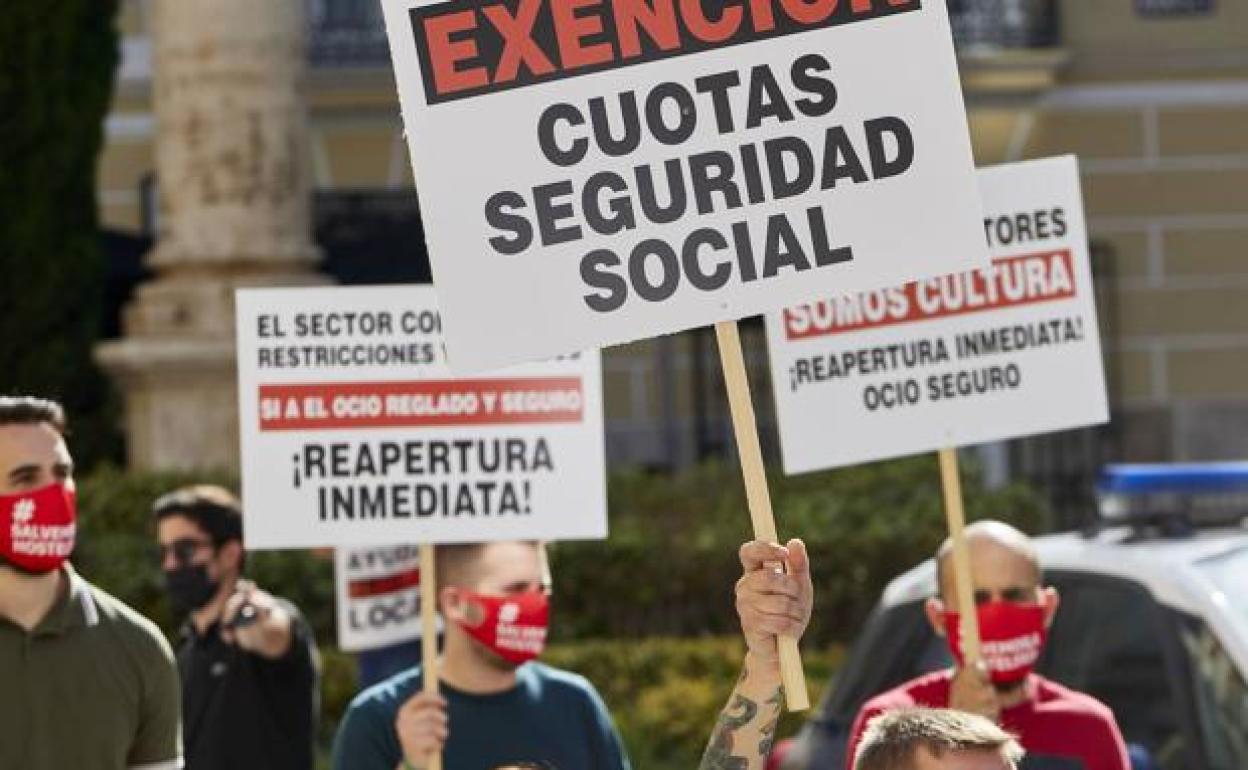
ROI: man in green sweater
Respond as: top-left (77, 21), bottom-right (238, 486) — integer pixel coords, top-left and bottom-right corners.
top-left (0, 395), bottom-right (182, 770)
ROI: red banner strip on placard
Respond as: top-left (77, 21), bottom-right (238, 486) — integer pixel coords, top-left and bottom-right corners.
top-left (411, 0), bottom-right (922, 104)
top-left (784, 250), bottom-right (1077, 340)
top-left (348, 568), bottom-right (421, 599)
top-left (258, 377), bottom-right (583, 431)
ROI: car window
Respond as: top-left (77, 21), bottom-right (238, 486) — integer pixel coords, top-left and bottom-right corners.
top-left (1176, 614), bottom-right (1248, 770)
top-left (826, 602), bottom-right (950, 721)
top-left (1041, 574), bottom-right (1186, 770)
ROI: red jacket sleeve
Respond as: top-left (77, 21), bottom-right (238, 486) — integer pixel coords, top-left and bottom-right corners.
top-left (1089, 708), bottom-right (1132, 770)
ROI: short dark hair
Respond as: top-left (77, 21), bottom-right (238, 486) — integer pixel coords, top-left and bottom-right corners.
top-left (0, 396), bottom-right (67, 434)
top-left (153, 484), bottom-right (243, 546)
top-left (435, 541), bottom-right (543, 589)
top-left (854, 708), bottom-right (1024, 770)
top-left (435, 543), bottom-right (487, 588)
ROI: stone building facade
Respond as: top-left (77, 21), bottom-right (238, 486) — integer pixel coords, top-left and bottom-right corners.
top-left (96, 1), bottom-right (1248, 514)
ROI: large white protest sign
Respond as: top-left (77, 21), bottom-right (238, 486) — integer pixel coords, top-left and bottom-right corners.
top-left (766, 156), bottom-right (1108, 473)
top-left (335, 545), bottom-right (436, 651)
top-left (235, 286), bottom-right (607, 549)
top-left (382, 0), bottom-right (987, 371)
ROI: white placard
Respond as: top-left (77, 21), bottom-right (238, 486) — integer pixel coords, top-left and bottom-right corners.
top-left (381, 0), bottom-right (987, 371)
top-left (335, 545), bottom-right (435, 652)
top-left (235, 286), bottom-right (607, 549)
top-left (766, 156), bottom-right (1109, 473)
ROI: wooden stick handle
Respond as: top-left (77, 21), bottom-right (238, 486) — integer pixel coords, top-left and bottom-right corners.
top-left (715, 320), bottom-right (810, 712)
top-left (938, 448), bottom-right (982, 664)
top-left (419, 544), bottom-right (443, 770)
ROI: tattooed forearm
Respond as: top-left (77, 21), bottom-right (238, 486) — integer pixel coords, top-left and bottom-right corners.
top-left (757, 688), bottom-right (783, 756)
top-left (700, 694), bottom-right (759, 770)
top-left (700, 667), bottom-right (785, 770)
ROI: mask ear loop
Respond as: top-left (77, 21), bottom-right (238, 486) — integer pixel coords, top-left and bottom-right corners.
top-left (537, 541), bottom-right (552, 595)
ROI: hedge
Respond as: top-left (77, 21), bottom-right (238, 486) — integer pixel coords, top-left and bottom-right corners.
top-left (544, 636), bottom-right (845, 770)
top-left (314, 636), bottom-right (842, 770)
top-left (71, 456), bottom-right (1048, 761)
top-left (550, 457), bottom-right (1049, 644)
top-left (75, 457), bottom-right (1047, 646)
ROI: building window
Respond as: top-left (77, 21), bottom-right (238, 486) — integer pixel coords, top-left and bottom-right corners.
top-left (1136, 0), bottom-right (1216, 18)
top-left (307, 0), bottom-right (389, 68)
top-left (948, 0), bottom-right (1060, 50)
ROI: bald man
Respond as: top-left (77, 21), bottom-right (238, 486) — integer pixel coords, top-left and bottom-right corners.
top-left (845, 521), bottom-right (1129, 770)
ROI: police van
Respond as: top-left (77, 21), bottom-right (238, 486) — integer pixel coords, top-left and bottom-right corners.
top-left (778, 463), bottom-right (1248, 770)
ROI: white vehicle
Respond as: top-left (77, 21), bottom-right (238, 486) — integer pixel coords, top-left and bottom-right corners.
top-left (779, 464), bottom-right (1248, 770)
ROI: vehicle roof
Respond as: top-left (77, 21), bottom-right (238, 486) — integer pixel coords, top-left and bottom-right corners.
top-left (882, 525), bottom-right (1248, 615)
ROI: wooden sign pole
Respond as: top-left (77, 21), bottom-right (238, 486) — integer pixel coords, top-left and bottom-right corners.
top-left (419, 544), bottom-right (443, 770)
top-left (937, 448), bottom-right (982, 665)
top-left (715, 320), bottom-right (811, 712)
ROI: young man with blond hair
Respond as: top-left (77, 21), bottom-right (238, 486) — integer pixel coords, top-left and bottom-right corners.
top-left (854, 708), bottom-right (1024, 770)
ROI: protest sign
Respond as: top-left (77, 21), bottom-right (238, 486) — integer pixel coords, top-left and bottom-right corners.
top-left (335, 545), bottom-right (435, 652)
top-left (767, 155), bottom-right (1104, 667)
top-left (237, 287), bottom-right (606, 765)
top-left (766, 155), bottom-right (1108, 473)
top-left (235, 285), bottom-right (607, 550)
top-left (381, 0), bottom-right (988, 372)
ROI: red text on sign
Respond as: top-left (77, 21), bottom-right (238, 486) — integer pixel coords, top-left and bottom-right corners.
top-left (783, 249), bottom-right (1077, 340)
top-left (258, 378), bottom-right (584, 431)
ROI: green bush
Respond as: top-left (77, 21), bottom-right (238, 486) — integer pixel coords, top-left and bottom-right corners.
top-left (545, 636), bottom-right (844, 770)
top-left (70, 458), bottom-right (1045, 764)
top-left (75, 466), bottom-right (337, 639)
top-left (320, 648), bottom-right (360, 750)
top-left (76, 456), bottom-right (1047, 649)
top-left (551, 456), bottom-right (1048, 645)
top-left (76, 467), bottom-right (350, 752)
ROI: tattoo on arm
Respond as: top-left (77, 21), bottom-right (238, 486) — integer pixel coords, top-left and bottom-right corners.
top-left (757, 688), bottom-right (783, 757)
top-left (700, 663), bottom-right (787, 770)
top-left (700, 694), bottom-right (759, 770)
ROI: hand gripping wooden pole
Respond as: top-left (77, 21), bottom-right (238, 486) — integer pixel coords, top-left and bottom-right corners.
top-left (419, 544), bottom-right (443, 770)
top-left (715, 321), bottom-right (811, 712)
top-left (937, 448), bottom-right (982, 665)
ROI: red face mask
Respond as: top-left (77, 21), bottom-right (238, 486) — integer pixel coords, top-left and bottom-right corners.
top-left (0, 482), bottom-right (77, 574)
top-left (943, 601), bottom-right (1047, 684)
top-left (457, 590), bottom-right (549, 666)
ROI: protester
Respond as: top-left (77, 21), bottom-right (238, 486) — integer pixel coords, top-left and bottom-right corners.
top-left (698, 539), bottom-right (814, 770)
top-left (332, 540), bottom-right (630, 770)
top-left (154, 484), bottom-right (319, 770)
top-left (846, 520), bottom-right (1129, 770)
top-left (853, 708), bottom-right (1024, 770)
top-left (0, 395), bottom-right (182, 770)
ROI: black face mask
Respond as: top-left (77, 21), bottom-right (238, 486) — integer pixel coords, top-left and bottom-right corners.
top-left (164, 563), bottom-right (219, 614)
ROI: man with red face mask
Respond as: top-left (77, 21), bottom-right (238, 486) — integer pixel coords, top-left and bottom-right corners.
top-left (331, 540), bottom-right (630, 770)
top-left (845, 520), bottom-right (1130, 770)
top-left (0, 396), bottom-right (183, 770)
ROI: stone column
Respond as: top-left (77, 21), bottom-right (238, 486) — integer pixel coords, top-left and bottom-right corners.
top-left (98, 0), bottom-right (325, 471)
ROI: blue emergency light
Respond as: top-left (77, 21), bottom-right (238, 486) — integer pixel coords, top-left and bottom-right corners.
top-left (1099, 463), bottom-right (1248, 494)
top-left (1096, 463), bottom-right (1248, 531)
